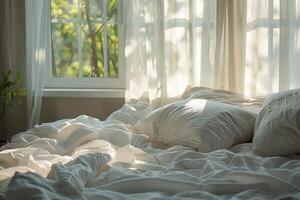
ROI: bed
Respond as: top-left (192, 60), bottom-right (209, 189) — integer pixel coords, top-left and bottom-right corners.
top-left (0, 87), bottom-right (300, 199)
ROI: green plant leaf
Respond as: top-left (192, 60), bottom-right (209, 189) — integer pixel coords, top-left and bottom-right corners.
top-left (0, 70), bottom-right (26, 115)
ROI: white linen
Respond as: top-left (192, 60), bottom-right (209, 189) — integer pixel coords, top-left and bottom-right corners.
top-left (133, 99), bottom-right (256, 152)
top-left (253, 89), bottom-right (300, 156)
top-left (0, 103), bottom-right (300, 199)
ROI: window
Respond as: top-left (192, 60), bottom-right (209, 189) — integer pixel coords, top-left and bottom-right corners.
top-left (46, 0), bottom-right (124, 89)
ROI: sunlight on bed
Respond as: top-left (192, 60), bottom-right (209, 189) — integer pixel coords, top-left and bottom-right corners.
top-left (184, 99), bottom-right (207, 112)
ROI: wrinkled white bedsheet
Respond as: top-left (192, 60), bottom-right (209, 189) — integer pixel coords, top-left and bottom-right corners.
top-left (1, 102), bottom-right (300, 199)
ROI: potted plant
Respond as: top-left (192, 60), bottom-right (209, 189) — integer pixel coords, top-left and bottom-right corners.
top-left (0, 70), bottom-right (26, 144)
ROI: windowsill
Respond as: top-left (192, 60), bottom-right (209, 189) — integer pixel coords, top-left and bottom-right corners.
top-left (43, 88), bottom-right (125, 98)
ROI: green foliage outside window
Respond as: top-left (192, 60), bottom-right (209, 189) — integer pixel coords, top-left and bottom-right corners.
top-left (51, 0), bottom-right (119, 78)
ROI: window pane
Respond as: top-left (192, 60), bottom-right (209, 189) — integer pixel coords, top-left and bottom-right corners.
top-left (107, 23), bottom-right (118, 78)
top-left (82, 23), bottom-right (105, 77)
top-left (81, 0), bottom-right (103, 21)
top-left (108, 0), bottom-right (118, 23)
top-left (107, 0), bottom-right (118, 78)
top-left (51, 0), bottom-right (119, 79)
top-left (51, 23), bottom-right (79, 77)
top-left (51, 0), bottom-right (78, 19)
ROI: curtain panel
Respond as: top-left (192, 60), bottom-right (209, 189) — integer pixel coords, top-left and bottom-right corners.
top-left (214, 0), bottom-right (247, 94)
top-left (125, 0), bottom-right (300, 102)
top-left (25, 0), bottom-right (51, 128)
top-left (125, 0), bottom-right (217, 102)
top-left (2, 0), bottom-right (49, 130)
top-left (245, 0), bottom-right (300, 96)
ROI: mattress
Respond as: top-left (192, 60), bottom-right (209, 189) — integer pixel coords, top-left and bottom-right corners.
top-left (0, 97), bottom-right (300, 199)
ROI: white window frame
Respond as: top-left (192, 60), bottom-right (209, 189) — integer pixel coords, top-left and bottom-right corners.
top-left (45, 0), bottom-right (125, 90)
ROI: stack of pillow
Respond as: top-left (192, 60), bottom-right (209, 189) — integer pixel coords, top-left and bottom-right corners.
top-left (133, 87), bottom-right (300, 156)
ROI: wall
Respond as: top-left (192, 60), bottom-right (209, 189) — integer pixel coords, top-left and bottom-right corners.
top-left (3, 97), bottom-right (26, 139)
top-left (41, 97), bottom-right (124, 123)
top-left (2, 96), bottom-right (124, 139)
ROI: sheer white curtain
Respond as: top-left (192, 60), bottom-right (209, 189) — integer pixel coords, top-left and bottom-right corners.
top-left (245, 0), bottom-right (300, 96)
top-left (25, 0), bottom-right (51, 128)
top-left (125, 0), bottom-right (217, 102)
top-left (214, 0), bottom-right (247, 93)
top-left (125, 0), bottom-right (300, 101)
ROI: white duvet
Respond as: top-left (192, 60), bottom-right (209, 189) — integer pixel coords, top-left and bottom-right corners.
top-left (0, 102), bottom-right (300, 199)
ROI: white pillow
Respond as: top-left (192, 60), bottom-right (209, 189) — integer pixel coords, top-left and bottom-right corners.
top-left (133, 99), bottom-right (256, 152)
top-left (253, 89), bottom-right (300, 156)
top-left (181, 86), bottom-right (264, 114)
